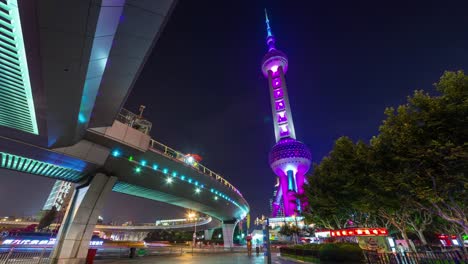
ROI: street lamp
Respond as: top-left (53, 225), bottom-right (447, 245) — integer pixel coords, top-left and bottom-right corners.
top-left (187, 212), bottom-right (198, 255)
top-left (293, 214), bottom-right (298, 244)
top-left (255, 215), bottom-right (266, 226)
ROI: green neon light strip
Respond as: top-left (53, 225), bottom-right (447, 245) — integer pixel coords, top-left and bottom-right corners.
top-left (0, 0), bottom-right (38, 134)
top-left (0, 152), bottom-right (84, 182)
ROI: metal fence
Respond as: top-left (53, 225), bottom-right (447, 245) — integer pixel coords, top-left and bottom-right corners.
top-left (94, 245), bottom-right (249, 258)
top-left (0, 247), bottom-right (50, 264)
top-left (0, 246), bottom-right (250, 262)
top-left (363, 250), bottom-right (467, 264)
top-left (96, 246), bottom-right (189, 259)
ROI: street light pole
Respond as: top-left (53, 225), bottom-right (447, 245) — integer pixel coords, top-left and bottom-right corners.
top-left (187, 212), bottom-right (198, 256)
top-left (263, 218), bottom-right (272, 264)
top-left (293, 214), bottom-right (299, 245)
top-left (190, 214), bottom-right (199, 255)
top-left (192, 218), bottom-right (197, 252)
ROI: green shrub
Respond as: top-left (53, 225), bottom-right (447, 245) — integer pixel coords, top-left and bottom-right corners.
top-left (319, 243), bottom-right (362, 262)
top-left (281, 243), bottom-right (362, 263)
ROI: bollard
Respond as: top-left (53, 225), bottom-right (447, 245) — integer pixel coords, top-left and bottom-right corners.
top-left (86, 248), bottom-right (97, 264)
top-left (129, 247), bottom-right (136, 258)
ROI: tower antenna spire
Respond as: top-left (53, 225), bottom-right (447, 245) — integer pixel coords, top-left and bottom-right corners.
top-left (264, 8), bottom-right (273, 38)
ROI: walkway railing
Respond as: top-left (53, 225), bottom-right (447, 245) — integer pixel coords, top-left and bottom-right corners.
top-left (149, 140), bottom-right (243, 197)
top-left (0, 247), bottom-right (50, 264)
top-left (95, 217), bottom-right (212, 230)
top-left (363, 250), bottom-right (467, 264)
top-left (0, 217), bottom-right (213, 231)
top-left (95, 245), bottom-right (247, 259)
top-left (116, 108), bottom-right (152, 135)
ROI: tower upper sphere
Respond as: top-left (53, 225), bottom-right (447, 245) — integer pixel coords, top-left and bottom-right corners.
top-left (261, 10), bottom-right (289, 77)
top-left (261, 49), bottom-right (288, 77)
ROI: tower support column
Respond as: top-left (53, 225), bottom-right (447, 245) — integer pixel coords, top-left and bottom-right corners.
top-left (279, 173), bottom-right (295, 216)
top-left (50, 173), bottom-right (117, 264)
top-left (222, 220), bottom-right (237, 248)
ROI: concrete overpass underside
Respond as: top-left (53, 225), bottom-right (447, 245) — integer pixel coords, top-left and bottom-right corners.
top-left (0, 1), bottom-right (250, 263)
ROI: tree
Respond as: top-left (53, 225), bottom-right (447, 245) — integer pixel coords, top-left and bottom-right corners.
top-left (306, 71), bottom-right (467, 251)
top-left (407, 208), bottom-right (432, 245)
top-left (372, 70), bottom-right (467, 233)
top-left (305, 137), bottom-right (374, 230)
top-left (38, 206), bottom-right (58, 230)
top-left (279, 222), bottom-right (300, 242)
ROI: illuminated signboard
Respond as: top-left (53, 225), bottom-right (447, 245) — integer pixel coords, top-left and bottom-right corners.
top-left (2, 238), bottom-right (103, 246)
top-left (330, 228), bottom-right (388, 237)
top-left (438, 234), bottom-right (457, 239)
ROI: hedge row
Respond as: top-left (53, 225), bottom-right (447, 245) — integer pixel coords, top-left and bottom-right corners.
top-left (280, 243), bottom-right (363, 262)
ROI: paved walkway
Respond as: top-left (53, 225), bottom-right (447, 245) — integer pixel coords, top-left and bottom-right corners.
top-left (95, 253), bottom-right (297, 264)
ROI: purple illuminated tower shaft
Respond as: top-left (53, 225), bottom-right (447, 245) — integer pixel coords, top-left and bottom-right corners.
top-left (261, 10), bottom-right (312, 217)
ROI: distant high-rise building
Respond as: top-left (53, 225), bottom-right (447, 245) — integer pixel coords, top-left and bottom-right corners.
top-left (269, 178), bottom-right (284, 217)
top-left (43, 180), bottom-right (73, 212)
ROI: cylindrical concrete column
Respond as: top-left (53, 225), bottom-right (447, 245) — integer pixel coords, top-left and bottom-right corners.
top-left (222, 220), bottom-right (237, 248)
top-left (50, 173), bottom-right (117, 264)
top-left (204, 229), bottom-right (214, 240)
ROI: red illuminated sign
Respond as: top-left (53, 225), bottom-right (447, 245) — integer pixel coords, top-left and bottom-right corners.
top-left (438, 234), bottom-right (457, 239)
top-left (330, 228), bottom-right (388, 237)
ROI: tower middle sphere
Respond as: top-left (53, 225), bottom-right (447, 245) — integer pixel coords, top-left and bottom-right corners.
top-left (269, 138), bottom-right (312, 177)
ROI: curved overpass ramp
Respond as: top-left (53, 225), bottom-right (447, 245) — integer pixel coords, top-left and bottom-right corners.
top-left (0, 117), bottom-right (249, 222)
top-left (85, 125), bottom-right (248, 222)
top-left (0, 116), bottom-right (249, 253)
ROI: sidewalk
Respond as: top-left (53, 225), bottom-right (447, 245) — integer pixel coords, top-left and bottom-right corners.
top-left (95, 252), bottom-right (297, 264)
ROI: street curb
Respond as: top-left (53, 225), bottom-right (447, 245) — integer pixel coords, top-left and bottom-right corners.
top-left (279, 255), bottom-right (317, 263)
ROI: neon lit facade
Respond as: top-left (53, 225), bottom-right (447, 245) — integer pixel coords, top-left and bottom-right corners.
top-left (0, 0), bottom-right (38, 134)
top-left (0, 151), bottom-right (84, 181)
top-left (2, 238), bottom-right (103, 246)
top-left (330, 228), bottom-right (389, 237)
top-left (262, 10), bottom-right (311, 217)
top-left (43, 180), bottom-right (73, 211)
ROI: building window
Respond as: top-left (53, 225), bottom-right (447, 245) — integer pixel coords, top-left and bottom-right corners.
top-left (275, 99), bottom-right (285, 111)
top-left (273, 88), bottom-right (284, 99)
top-left (277, 111), bottom-right (287, 123)
top-left (272, 77), bottom-right (281, 89)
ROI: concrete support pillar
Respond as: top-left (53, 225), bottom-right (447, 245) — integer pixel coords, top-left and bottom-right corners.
top-left (222, 220), bottom-right (237, 248)
top-left (50, 173), bottom-right (117, 264)
top-left (204, 229), bottom-right (214, 240)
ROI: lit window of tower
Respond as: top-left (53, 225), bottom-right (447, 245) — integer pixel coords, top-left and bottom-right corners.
top-left (261, 10), bottom-right (312, 217)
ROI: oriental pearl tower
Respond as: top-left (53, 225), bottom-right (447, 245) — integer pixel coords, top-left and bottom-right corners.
top-left (261, 10), bottom-right (312, 217)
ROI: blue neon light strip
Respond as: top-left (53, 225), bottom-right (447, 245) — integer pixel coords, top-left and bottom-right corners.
top-left (0, 152), bottom-right (84, 181)
top-left (287, 170), bottom-right (294, 191)
top-left (77, 5), bottom-right (123, 125)
top-left (110, 152), bottom-right (248, 216)
top-left (0, 0), bottom-right (38, 134)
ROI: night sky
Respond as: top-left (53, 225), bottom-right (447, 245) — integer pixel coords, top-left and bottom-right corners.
top-left (1, 0), bottom-right (467, 223)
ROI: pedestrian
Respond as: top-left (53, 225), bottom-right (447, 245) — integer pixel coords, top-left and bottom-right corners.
top-left (397, 243), bottom-right (405, 254)
top-left (397, 243), bottom-right (408, 264)
top-left (247, 238), bottom-right (252, 256)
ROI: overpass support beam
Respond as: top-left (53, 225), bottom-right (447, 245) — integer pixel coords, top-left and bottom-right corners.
top-left (204, 229), bottom-right (214, 240)
top-left (222, 220), bottom-right (237, 248)
top-left (51, 173), bottom-right (117, 264)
